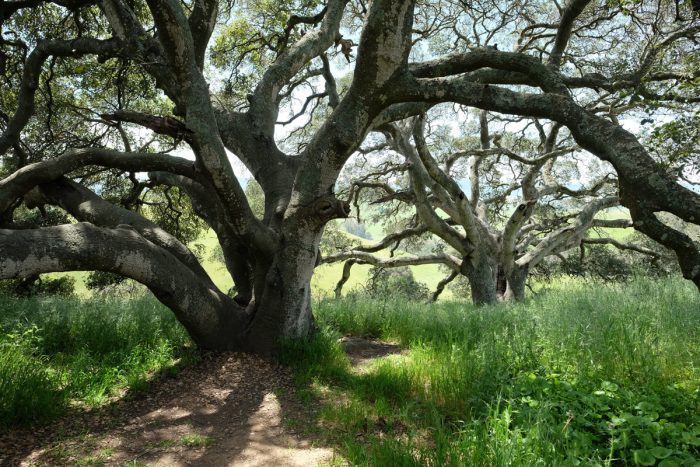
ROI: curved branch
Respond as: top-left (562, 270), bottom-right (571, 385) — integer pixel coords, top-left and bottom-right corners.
top-left (0, 148), bottom-right (196, 215)
top-left (101, 111), bottom-right (194, 142)
top-left (446, 146), bottom-right (576, 169)
top-left (148, 171), bottom-right (255, 305)
top-left (188, 0), bottom-right (218, 70)
top-left (145, 0), bottom-right (196, 85)
top-left (582, 237), bottom-right (660, 257)
top-left (412, 115), bottom-right (488, 248)
top-left (27, 177), bottom-right (212, 282)
top-left (631, 210), bottom-right (700, 290)
top-left (354, 225), bottom-right (430, 253)
top-left (410, 47), bottom-right (569, 94)
top-left (590, 218), bottom-right (633, 229)
top-left (0, 223), bottom-right (248, 349)
top-left (0, 37), bottom-right (126, 155)
top-left (431, 270), bottom-right (458, 302)
top-left (322, 250), bottom-right (461, 270)
top-left (548, 0), bottom-right (594, 69)
top-left (391, 126), bottom-right (467, 254)
top-left (333, 258), bottom-right (365, 299)
top-left (517, 196), bottom-right (619, 267)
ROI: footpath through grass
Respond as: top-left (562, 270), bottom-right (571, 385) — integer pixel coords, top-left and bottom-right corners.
top-left (0, 295), bottom-right (196, 425)
top-left (284, 278), bottom-right (700, 466)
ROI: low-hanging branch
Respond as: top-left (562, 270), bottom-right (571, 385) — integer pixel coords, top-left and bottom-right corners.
top-left (0, 148), bottom-right (197, 215)
top-left (582, 237), bottom-right (662, 258)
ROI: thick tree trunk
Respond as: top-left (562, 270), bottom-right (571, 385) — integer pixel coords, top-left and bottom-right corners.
top-left (245, 225), bottom-right (323, 355)
top-left (504, 265), bottom-right (529, 301)
top-left (461, 251), bottom-right (498, 305)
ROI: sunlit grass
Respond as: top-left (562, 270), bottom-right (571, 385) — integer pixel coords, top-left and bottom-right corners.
top-left (3, 275), bottom-right (698, 465)
top-left (285, 278), bottom-right (700, 466)
top-left (0, 294), bottom-right (195, 425)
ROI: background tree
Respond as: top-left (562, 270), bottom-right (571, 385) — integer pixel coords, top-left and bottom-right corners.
top-left (0, 0), bottom-right (698, 355)
top-left (324, 109), bottom-right (660, 303)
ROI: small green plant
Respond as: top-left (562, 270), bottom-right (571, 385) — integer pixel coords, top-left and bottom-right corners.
top-left (180, 434), bottom-right (213, 448)
top-left (145, 438), bottom-right (178, 449)
top-left (123, 461), bottom-right (149, 467)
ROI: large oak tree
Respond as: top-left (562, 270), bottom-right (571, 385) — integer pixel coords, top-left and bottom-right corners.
top-left (0, 0), bottom-right (698, 354)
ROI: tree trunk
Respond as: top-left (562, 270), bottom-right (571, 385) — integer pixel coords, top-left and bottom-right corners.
top-left (461, 251), bottom-right (498, 305)
top-left (504, 265), bottom-right (528, 301)
top-left (496, 264), bottom-right (508, 300)
top-left (245, 225), bottom-right (323, 355)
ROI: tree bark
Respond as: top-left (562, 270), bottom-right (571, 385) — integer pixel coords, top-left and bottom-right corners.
top-left (504, 265), bottom-right (529, 301)
top-left (246, 227), bottom-right (323, 355)
top-left (461, 251), bottom-right (497, 305)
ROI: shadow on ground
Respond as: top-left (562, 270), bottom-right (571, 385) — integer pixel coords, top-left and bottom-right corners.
top-left (339, 336), bottom-right (403, 367)
top-left (0, 352), bottom-right (333, 466)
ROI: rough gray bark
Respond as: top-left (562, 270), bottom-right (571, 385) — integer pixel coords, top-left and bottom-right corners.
top-left (461, 251), bottom-right (497, 305)
top-left (504, 265), bottom-right (528, 302)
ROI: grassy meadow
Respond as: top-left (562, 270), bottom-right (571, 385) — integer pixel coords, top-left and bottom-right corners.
top-left (288, 278), bottom-right (700, 466)
top-left (1, 273), bottom-right (699, 465)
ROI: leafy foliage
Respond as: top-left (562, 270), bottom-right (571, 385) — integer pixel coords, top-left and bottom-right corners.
top-left (358, 266), bottom-right (431, 302)
top-left (0, 275), bottom-right (75, 298)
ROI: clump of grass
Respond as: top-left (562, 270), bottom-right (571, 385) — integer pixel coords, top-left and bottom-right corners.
top-left (286, 278), bottom-right (700, 466)
top-left (0, 336), bottom-right (64, 423)
top-left (0, 294), bottom-right (195, 425)
top-left (180, 433), bottom-right (213, 448)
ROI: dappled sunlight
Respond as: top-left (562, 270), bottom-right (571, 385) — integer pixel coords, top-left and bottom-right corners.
top-left (2, 353), bottom-right (334, 466)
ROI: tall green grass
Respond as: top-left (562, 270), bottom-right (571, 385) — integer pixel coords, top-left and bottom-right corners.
top-left (0, 295), bottom-right (194, 425)
top-left (287, 278), bottom-right (700, 466)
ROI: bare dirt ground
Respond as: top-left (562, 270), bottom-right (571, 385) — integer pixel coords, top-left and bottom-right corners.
top-left (0, 338), bottom-right (403, 467)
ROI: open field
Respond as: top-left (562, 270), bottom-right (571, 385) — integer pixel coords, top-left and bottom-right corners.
top-left (1, 277), bottom-right (699, 465)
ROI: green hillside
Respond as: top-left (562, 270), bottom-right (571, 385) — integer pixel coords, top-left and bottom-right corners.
top-left (190, 229), bottom-right (450, 300)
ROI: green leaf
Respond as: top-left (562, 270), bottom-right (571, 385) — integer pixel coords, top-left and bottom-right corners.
top-left (658, 459), bottom-right (680, 467)
top-left (634, 449), bottom-right (657, 466)
top-left (650, 447), bottom-right (673, 459)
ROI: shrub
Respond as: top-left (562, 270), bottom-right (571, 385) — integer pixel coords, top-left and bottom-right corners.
top-left (0, 275), bottom-right (75, 297)
top-left (86, 271), bottom-right (126, 291)
top-left (358, 266), bottom-right (431, 302)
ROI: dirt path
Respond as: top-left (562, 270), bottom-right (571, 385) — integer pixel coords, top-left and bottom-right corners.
top-left (1, 338), bottom-right (403, 467)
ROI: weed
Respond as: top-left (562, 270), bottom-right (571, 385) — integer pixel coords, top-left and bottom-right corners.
top-left (180, 433), bottom-right (213, 448)
top-left (145, 438), bottom-right (178, 449)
